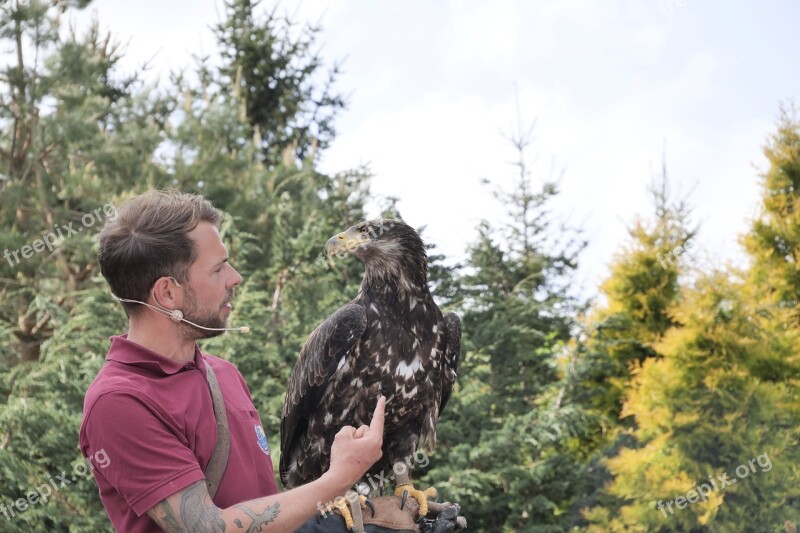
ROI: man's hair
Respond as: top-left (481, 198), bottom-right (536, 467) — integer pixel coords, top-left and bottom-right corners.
top-left (98, 190), bottom-right (222, 314)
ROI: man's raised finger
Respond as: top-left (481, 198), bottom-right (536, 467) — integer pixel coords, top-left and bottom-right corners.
top-left (370, 396), bottom-right (386, 434)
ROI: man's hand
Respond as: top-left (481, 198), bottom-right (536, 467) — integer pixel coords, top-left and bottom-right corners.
top-left (325, 396), bottom-right (385, 490)
top-left (420, 503), bottom-right (466, 532)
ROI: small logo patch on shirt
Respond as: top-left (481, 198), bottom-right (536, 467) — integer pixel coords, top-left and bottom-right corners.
top-left (255, 424), bottom-right (270, 455)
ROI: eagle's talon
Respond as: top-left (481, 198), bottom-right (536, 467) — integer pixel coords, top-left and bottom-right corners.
top-left (333, 496), bottom-right (355, 530)
top-left (365, 498), bottom-right (376, 517)
top-left (400, 489), bottom-right (409, 511)
top-left (395, 482), bottom-right (437, 517)
top-left (333, 493), bottom-right (367, 532)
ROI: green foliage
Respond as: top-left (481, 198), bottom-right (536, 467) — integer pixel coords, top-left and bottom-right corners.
top-left (580, 110), bottom-right (800, 532)
top-left (743, 106), bottom-right (800, 317)
top-left (0, 286), bottom-right (124, 531)
top-left (420, 127), bottom-right (596, 531)
top-left (584, 272), bottom-right (800, 532)
top-left (555, 173), bottom-right (698, 529)
top-left (0, 0), bottom-right (166, 364)
top-left (575, 175), bottom-right (696, 422)
top-left (212, 0), bottom-right (346, 165)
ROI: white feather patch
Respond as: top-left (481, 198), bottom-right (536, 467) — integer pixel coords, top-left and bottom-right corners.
top-left (395, 359), bottom-right (422, 379)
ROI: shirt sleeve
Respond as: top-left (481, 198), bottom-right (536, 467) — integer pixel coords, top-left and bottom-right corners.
top-left (81, 391), bottom-right (207, 517)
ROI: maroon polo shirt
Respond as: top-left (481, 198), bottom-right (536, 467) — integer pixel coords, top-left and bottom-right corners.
top-left (79, 335), bottom-right (279, 532)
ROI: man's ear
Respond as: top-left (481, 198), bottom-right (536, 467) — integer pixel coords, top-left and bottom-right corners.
top-left (151, 276), bottom-right (183, 309)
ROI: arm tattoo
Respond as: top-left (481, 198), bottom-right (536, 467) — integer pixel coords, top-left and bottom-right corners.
top-left (156, 500), bottom-right (187, 533)
top-left (233, 502), bottom-right (281, 533)
top-left (150, 481), bottom-right (280, 532)
top-left (179, 481), bottom-right (226, 532)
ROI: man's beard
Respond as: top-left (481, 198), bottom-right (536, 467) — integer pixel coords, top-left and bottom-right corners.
top-left (178, 287), bottom-right (231, 340)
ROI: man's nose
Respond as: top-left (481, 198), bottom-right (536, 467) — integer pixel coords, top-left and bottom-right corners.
top-left (229, 267), bottom-right (243, 287)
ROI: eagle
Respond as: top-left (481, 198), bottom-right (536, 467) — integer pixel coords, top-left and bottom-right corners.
top-left (280, 218), bottom-right (461, 523)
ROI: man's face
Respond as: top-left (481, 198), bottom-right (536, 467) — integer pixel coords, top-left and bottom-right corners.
top-left (180, 222), bottom-right (243, 339)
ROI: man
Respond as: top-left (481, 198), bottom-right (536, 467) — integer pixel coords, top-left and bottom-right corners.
top-left (79, 190), bottom-right (388, 532)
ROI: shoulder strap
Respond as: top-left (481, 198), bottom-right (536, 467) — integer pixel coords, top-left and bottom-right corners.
top-left (204, 361), bottom-right (231, 499)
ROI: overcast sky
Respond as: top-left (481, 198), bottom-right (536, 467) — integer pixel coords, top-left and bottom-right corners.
top-left (72, 0), bottom-right (800, 300)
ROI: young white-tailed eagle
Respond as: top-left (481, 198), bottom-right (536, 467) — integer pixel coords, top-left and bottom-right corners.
top-left (280, 218), bottom-right (461, 522)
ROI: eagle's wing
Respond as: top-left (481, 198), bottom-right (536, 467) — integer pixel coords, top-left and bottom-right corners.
top-left (439, 311), bottom-right (461, 415)
top-left (279, 302), bottom-right (367, 486)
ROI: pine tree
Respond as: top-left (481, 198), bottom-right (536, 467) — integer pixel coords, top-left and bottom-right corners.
top-left (586, 271), bottom-right (800, 531)
top-left (212, 0), bottom-right (346, 166)
top-left (0, 0), bottom-right (167, 365)
top-left (561, 170), bottom-right (695, 529)
top-left (421, 124), bottom-right (592, 531)
top-left (0, 2), bottom-right (166, 528)
top-left (742, 105), bottom-right (800, 348)
top-left (584, 110), bottom-right (800, 532)
top-left (572, 173), bottom-right (695, 423)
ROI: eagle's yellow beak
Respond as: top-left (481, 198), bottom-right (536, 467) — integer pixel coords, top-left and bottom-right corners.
top-left (325, 229), bottom-right (370, 257)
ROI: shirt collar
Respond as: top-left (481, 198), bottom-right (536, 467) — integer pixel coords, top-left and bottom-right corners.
top-left (106, 334), bottom-right (206, 376)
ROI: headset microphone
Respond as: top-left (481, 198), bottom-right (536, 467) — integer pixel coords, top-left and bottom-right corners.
top-left (111, 294), bottom-right (250, 334)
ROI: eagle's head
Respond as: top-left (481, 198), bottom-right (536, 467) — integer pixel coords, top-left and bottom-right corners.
top-left (325, 218), bottom-right (428, 288)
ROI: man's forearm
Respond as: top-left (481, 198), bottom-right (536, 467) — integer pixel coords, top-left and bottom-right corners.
top-left (150, 472), bottom-right (353, 532)
top-left (150, 398), bottom-right (385, 532)
top-left (220, 471), bottom-right (352, 532)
